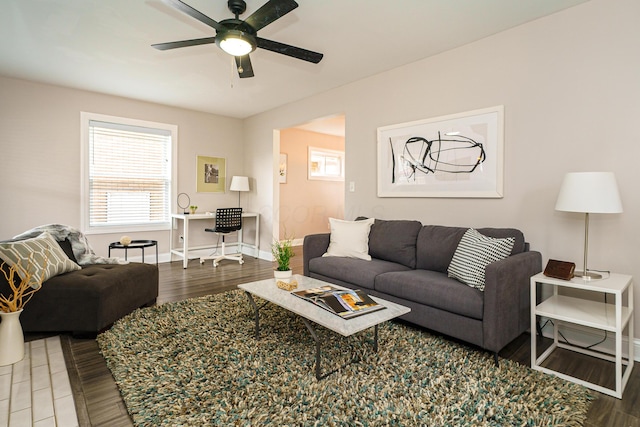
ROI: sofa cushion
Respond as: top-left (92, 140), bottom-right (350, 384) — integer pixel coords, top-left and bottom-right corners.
top-left (17, 263), bottom-right (159, 333)
top-left (416, 226), bottom-right (468, 273)
top-left (416, 226), bottom-right (526, 273)
top-left (0, 232), bottom-right (81, 288)
top-left (368, 219), bottom-right (422, 268)
top-left (375, 269), bottom-right (484, 320)
top-left (308, 256), bottom-right (410, 290)
top-left (323, 217), bottom-right (375, 260)
top-left (57, 238), bottom-right (79, 264)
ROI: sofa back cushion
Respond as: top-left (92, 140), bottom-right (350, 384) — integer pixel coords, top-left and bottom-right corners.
top-left (416, 225), bottom-right (525, 273)
top-left (367, 219), bottom-right (422, 268)
top-left (475, 227), bottom-right (525, 255)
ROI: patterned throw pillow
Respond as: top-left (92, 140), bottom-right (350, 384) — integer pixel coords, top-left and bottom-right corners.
top-left (0, 232), bottom-right (81, 289)
top-left (448, 228), bottom-right (515, 291)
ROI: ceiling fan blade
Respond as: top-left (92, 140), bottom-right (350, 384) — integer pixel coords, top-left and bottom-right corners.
top-left (257, 37), bottom-right (323, 63)
top-left (245, 0), bottom-right (298, 32)
top-left (235, 55), bottom-right (255, 78)
top-left (163, 0), bottom-right (223, 32)
top-left (152, 37), bottom-right (217, 51)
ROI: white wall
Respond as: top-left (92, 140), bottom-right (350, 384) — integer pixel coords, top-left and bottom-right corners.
top-left (0, 76), bottom-right (245, 258)
top-left (244, 0), bottom-right (640, 336)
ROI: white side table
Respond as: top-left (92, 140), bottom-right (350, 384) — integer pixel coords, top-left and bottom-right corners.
top-left (530, 272), bottom-right (634, 398)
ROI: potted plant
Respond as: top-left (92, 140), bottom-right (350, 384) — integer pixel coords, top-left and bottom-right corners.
top-left (272, 235), bottom-right (294, 282)
top-left (189, 205), bottom-right (198, 214)
top-left (0, 256), bottom-right (44, 366)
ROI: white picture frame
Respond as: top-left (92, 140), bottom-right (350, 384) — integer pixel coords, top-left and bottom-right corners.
top-left (377, 105), bottom-right (504, 198)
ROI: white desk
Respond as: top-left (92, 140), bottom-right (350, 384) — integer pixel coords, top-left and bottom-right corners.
top-left (170, 212), bottom-right (260, 269)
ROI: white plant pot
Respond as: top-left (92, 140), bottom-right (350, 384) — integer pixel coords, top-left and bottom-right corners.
top-left (0, 309), bottom-right (25, 366)
top-left (274, 269), bottom-right (293, 283)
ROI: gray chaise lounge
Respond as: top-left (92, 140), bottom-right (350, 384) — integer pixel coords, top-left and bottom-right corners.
top-left (0, 238), bottom-right (158, 335)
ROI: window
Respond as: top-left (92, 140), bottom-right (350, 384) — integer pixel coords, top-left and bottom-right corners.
top-left (81, 112), bottom-right (177, 233)
top-left (308, 147), bottom-right (345, 181)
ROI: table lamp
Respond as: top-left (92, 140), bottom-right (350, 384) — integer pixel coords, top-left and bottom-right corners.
top-left (230, 176), bottom-right (250, 207)
top-left (555, 172), bottom-right (623, 280)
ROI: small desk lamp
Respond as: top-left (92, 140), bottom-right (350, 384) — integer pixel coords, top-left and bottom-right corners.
top-left (230, 176), bottom-right (250, 207)
top-left (555, 172), bottom-right (623, 280)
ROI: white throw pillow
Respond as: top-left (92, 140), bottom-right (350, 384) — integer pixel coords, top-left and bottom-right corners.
top-left (448, 228), bottom-right (515, 291)
top-left (322, 218), bottom-right (375, 260)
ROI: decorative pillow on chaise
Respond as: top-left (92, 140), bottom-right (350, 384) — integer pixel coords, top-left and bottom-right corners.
top-left (322, 217), bottom-right (375, 260)
top-left (448, 228), bottom-right (515, 291)
top-left (0, 231), bottom-right (81, 289)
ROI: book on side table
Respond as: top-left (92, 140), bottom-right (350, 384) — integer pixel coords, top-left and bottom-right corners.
top-left (292, 285), bottom-right (385, 319)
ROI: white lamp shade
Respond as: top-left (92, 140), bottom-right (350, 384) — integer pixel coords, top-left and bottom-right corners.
top-left (555, 172), bottom-right (623, 213)
top-left (230, 176), bottom-right (250, 192)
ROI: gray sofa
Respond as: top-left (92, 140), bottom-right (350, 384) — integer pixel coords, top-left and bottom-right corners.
top-left (0, 238), bottom-right (158, 335)
top-left (303, 219), bottom-right (542, 361)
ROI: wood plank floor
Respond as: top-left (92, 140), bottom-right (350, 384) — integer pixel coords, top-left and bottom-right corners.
top-left (28, 248), bottom-right (640, 426)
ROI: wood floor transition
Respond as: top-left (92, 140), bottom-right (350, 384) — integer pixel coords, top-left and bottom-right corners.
top-left (27, 247), bottom-right (640, 426)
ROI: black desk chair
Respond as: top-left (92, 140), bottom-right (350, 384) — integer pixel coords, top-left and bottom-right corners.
top-left (199, 208), bottom-right (244, 267)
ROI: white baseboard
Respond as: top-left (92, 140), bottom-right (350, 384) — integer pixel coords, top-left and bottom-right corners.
top-left (539, 318), bottom-right (640, 362)
top-left (123, 245), bottom-right (272, 265)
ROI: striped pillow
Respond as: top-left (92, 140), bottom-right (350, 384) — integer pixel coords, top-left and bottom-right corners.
top-left (448, 228), bottom-right (514, 291)
top-left (0, 232), bottom-right (81, 289)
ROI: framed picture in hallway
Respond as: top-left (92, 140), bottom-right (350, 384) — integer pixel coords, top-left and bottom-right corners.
top-left (196, 155), bottom-right (226, 193)
top-left (279, 153), bottom-right (287, 184)
top-left (377, 105), bottom-right (504, 198)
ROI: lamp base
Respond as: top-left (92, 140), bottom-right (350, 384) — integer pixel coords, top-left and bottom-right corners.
top-left (574, 270), bottom-right (603, 280)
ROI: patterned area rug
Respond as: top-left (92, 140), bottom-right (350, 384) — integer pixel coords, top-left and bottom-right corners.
top-left (97, 290), bottom-right (593, 426)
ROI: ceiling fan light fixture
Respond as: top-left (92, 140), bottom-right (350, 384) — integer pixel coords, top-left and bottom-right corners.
top-left (154, 0), bottom-right (323, 77)
top-left (217, 30), bottom-right (256, 56)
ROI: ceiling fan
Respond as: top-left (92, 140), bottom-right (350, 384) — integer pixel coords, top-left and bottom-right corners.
top-left (152, 0), bottom-right (323, 78)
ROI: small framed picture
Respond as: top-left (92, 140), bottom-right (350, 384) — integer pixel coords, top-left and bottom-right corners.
top-left (279, 153), bottom-right (287, 184)
top-left (196, 155), bottom-right (226, 193)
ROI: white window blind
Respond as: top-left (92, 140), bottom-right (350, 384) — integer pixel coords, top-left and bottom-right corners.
top-left (87, 119), bottom-right (172, 230)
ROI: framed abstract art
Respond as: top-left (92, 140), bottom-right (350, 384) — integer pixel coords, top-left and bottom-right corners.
top-left (377, 106), bottom-right (504, 198)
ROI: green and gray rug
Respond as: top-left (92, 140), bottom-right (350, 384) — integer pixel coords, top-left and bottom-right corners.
top-left (97, 290), bottom-right (593, 426)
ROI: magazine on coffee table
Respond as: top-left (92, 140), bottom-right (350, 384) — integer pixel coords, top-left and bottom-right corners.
top-left (292, 285), bottom-right (385, 319)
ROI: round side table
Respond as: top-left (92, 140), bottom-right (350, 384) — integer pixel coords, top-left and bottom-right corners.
top-left (108, 240), bottom-right (158, 265)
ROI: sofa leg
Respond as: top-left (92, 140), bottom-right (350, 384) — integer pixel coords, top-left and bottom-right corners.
top-left (493, 352), bottom-right (499, 367)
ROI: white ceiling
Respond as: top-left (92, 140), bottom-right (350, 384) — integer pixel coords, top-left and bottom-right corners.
top-left (0, 0), bottom-right (588, 119)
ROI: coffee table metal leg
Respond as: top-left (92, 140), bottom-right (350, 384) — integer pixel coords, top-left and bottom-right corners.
top-left (243, 292), bottom-right (270, 340)
top-left (301, 318), bottom-right (380, 381)
top-left (242, 292), bottom-right (383, 381)
top-left (244, 291), bottom-right (260, 339)
top-left (301, 318), bottom-right (323, 380)
top-left (374, 324), bottom-right (379, 352)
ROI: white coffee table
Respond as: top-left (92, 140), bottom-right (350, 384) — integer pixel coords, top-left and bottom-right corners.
top-left (238, 274), bottom-right (411, 379)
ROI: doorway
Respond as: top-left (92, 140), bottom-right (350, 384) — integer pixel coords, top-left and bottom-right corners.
top-left (274, 115), bottom-right (345, 245)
